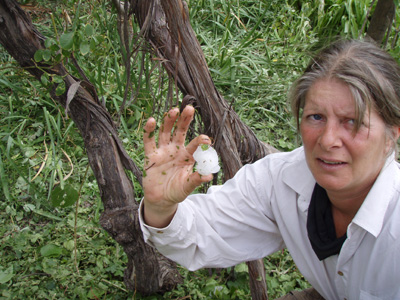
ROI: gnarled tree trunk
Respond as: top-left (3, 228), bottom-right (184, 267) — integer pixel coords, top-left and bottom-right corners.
top-left (367, 0), bottom-right (396, 44)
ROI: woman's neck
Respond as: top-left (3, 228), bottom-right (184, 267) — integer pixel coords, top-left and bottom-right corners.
top-left (328, 188), bottom-right (370, 238)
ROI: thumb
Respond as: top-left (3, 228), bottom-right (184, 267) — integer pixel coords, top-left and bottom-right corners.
top-left (184, 172), bottom-right (213, 195)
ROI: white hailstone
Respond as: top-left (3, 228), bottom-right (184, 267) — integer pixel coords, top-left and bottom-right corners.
top-left (193, 145), bottom-right (220, 176)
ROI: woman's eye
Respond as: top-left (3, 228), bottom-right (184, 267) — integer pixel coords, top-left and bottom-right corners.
top-left (345, 119), bottom-right (359, 128)
top-left (309, 114), bottom-right (322, 121)
top-left (347, 119), bottom-right (355, 125)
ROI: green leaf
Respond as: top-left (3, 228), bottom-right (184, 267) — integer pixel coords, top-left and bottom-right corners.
top-left (80, 41), bottom-right (90, 56)
top-left (0, 153), bottom-right (10, 201)
top-left (60, 32), bottom-right (75, 50)
top-left (63, 240), bottom-right (75, 251)
top-left (23, 204), bottom-right (35, 212)
top-left (44, 38), bottom-right (53, 48)
top-left (62, 48), bottom-right (71, 58)
top-left (0, 266), bottom-right (14, 284)
top-left (40, 244), bottom-right (63, 257)
top-left (40, 73), bottom-right (49, 86)
top-left (42, 49), bottom-right (52, 61)
top-left (54, 53), bottom-right (62, 63)
top-left (234, 262), bottom-right (248, 273)
top-left (53, 75), bottom-right (64, 84)
top-left (32, 209), bottom-right (62, 221)
top-left (55, 81), bottom-right (66, 96)
top-left (23, 146), bottom-right (35, 158)
top-left (34, 49), bottom-right (43, 62)
top-left (45, 38), bottom-right (59, 50)
top-left (50, 184), bottom-right (79, 208)
top-left (90, 37), bottom-right (97, 51)
top-left (85, 24), bottom-right (94, 36)
top-left (201, 144), bottom-right (209, 151)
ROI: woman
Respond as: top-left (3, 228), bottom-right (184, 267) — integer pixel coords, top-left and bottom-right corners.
top-left (139, 39), bottom-right (400, 299)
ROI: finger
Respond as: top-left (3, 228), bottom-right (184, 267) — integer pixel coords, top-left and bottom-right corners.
top-left (184, 172), bottom-right (213, 195)
top-left (159, 108), bottom-right (180, 146)
top-left (172, 105), bottom-right (195, 145)
top-left (186, 134), bottom-right (212, 155)
top-left (143, 117), bottom-right (157, 155)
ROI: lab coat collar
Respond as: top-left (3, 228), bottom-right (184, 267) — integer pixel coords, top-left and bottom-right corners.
top-left (352, 154), bottom-right (400, 238)
top-left (281, 147), bottom-right (315, 212)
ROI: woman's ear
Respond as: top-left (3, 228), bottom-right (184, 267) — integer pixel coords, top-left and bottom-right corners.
top-left (395, 126), bottom-right (400, 140)
top-left (386, 126), bottom-right (400, 155)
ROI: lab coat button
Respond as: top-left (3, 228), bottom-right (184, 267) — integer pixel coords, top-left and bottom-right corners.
top-left (338, 271), bottom-right (344, 276)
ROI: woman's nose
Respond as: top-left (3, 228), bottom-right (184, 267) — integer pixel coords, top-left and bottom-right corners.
top-left (318, 122), bottom-right (342, 150)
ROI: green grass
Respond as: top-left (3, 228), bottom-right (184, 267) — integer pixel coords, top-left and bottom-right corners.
top-left (1, 0), bottom-right (399, 299)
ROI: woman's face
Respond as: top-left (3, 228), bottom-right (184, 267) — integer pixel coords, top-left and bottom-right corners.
top-left (300, 78), bottom-right (393, 200)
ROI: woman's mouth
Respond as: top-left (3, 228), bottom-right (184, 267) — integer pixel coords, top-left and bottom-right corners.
top-left (318, 158), bottom-right (345, 165)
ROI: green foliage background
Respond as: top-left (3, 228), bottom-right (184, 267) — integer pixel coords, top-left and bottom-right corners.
top-left (0, 0), bottom-right (399, 299)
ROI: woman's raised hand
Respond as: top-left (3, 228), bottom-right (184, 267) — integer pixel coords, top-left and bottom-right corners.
top-left (142, 105), bottom-right (212, 227)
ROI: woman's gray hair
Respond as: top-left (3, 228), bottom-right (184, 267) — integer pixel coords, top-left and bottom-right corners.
top-left (290, 39), bottom-right (400, 154)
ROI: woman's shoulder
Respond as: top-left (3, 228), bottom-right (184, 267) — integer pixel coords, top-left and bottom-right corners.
top-left (237, 146), bottom-right (310, 184)
top-left (255, 146), bottom-right (306, 170)
top-left (249, 146), bottom-right (314, 192)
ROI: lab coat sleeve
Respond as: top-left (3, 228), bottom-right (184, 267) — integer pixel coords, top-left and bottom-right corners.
top-left (139, 157), bottom-right (285, 270)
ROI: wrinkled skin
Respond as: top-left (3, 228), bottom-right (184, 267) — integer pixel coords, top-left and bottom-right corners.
top-left (142, 106), bottom-right (212, 227)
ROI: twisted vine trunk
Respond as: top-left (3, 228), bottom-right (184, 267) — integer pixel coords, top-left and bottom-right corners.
top-left (132, 0), bottom-right (276, 179)
top-left (130, 0), bottom-right (277, 298)
top-left (367, 0), bottom-right (395, 44)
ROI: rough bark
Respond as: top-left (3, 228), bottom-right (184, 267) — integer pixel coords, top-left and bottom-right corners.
top-left (131, 0), bottom-right (276, 180)
top-left (248, 260), bottom-right (269, 300)
top-left (0, 0), bottom-right (181, 295)
top-left (367, 0), bottom-right (396, 44)
top-left (130, 0), bottom-right (277, 298)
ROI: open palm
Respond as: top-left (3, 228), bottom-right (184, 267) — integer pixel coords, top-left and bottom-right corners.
top-left (142, 106), bottom-right (212, 210)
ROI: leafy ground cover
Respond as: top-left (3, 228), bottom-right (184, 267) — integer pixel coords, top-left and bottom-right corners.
top-left (1, 0), bottom-right (399, 299)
